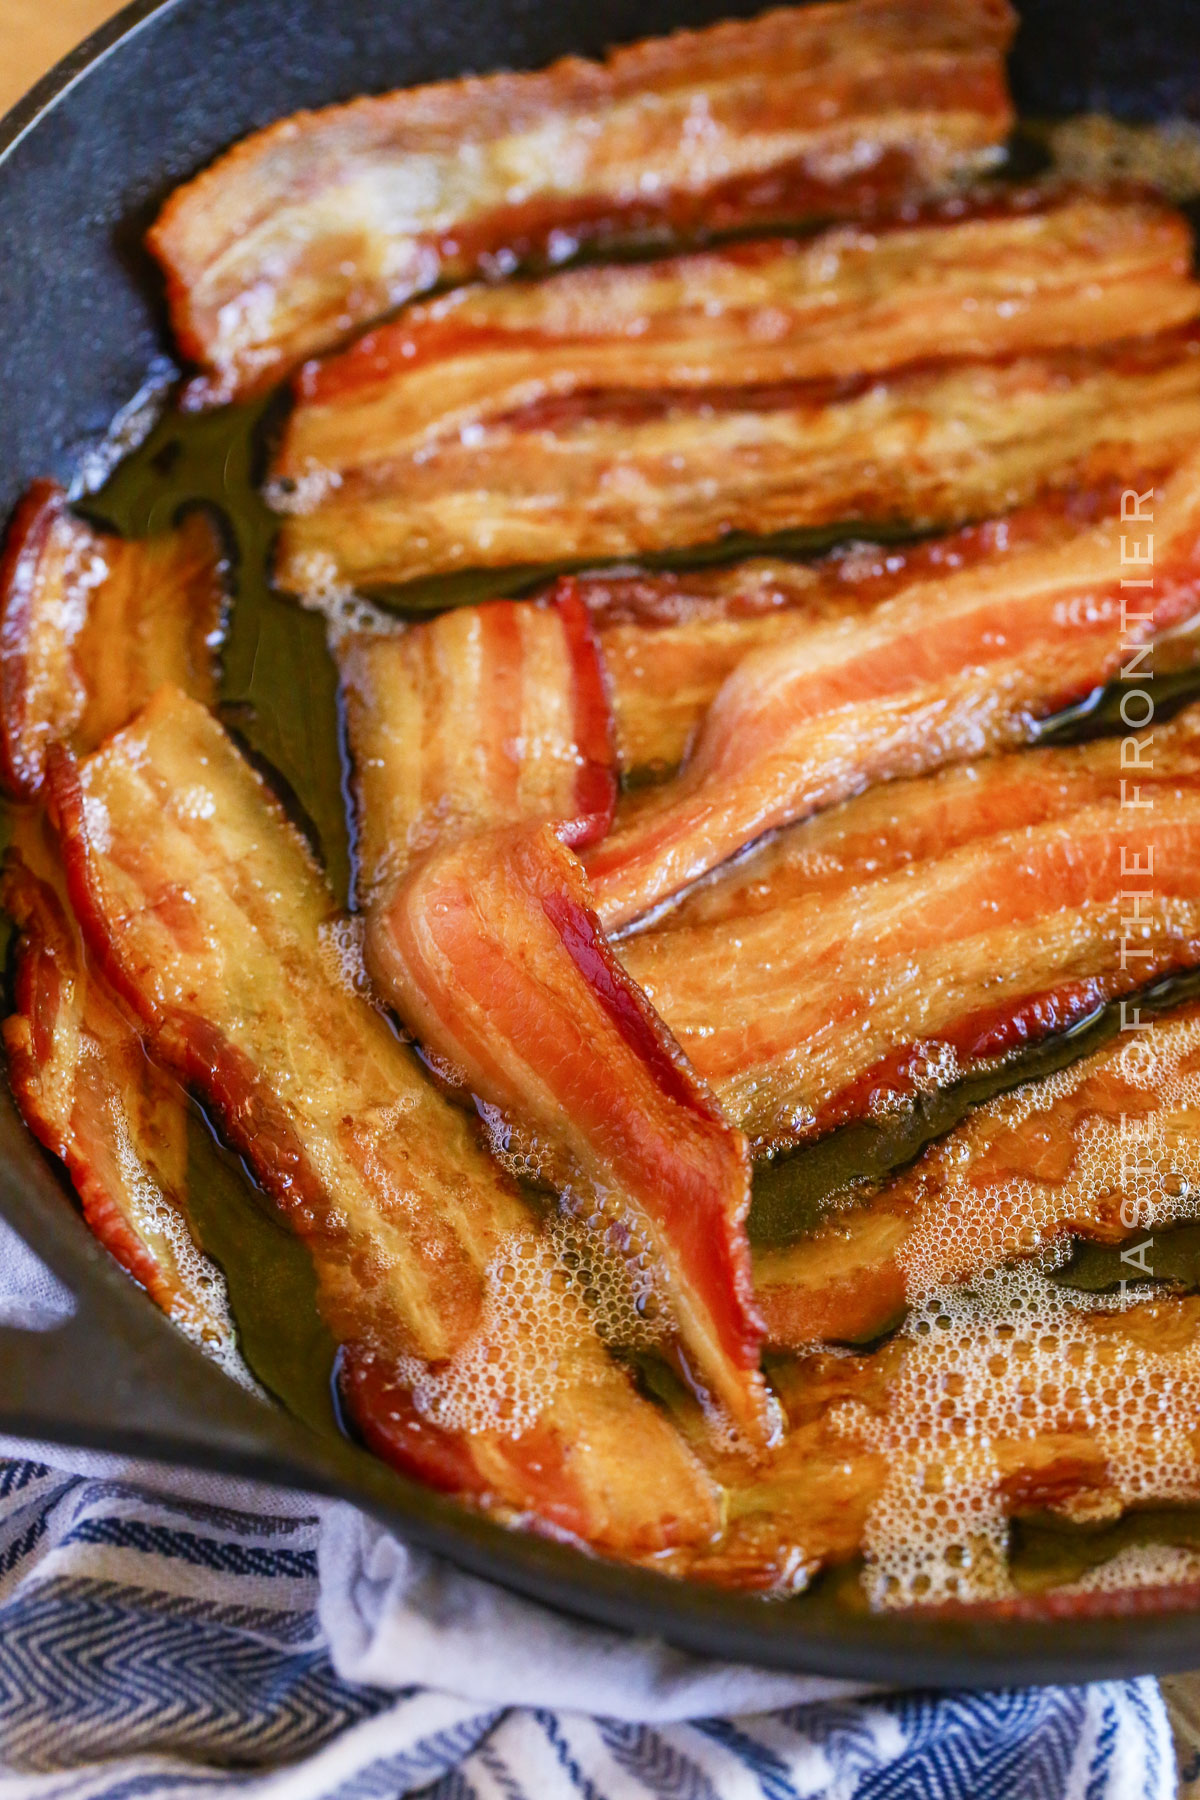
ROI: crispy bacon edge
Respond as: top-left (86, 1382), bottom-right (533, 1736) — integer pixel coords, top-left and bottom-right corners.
top-left (0, 480), bottom-right (61, 800)
top-left (0, 480), bottom-right (225, 802)
top-left (2, 846), bottom-right (196, 1315)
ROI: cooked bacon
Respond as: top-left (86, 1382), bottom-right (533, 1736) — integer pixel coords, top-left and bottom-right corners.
top-left (679, 1344), bottom-right (887, 1590)
top-left (48, 686), bottom-right (717, 1553)
top-left (670, 706), bottom-right (1200, 929)
top-left (1, 812), bottom-right (243, 1369)
top-left (594, 559), bottom-right (856, 777)
top-left (47, 688), bottom-right (557, 1360)
top-left (150, 0), bottom-right (1015, 406)
top-left (681, 1296), bottom-right (1200, 1603)
top-left (587, 438), bottom-right (1200, 929)
top-left (271, 326), bottom-right (1200, 597)
top-left (585, 486), bottom-right (1141, 775)
top-left (337, 583), bottom-right (615, 904)
top-left (365, 821), bottom-right (769, 1440)
top-left (755, 1000), bottom-right (1200, 1349)
top-left (0, 482), bottom-right (225, 802)
top-left (0, 486), bottom-right (238, 1363)
top-left (621, 783), bottom-right (1200, 1152)
top-left (341, 1342), bottom-right (717, 1554)
top-left (282, 189), bottom-right (1199, 476)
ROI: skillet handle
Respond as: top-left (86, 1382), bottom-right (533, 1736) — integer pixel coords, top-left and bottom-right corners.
top-left (0, 1091), bottom-right (337, 1488)
top-left (0, 1281), bottom-right (254, 1460)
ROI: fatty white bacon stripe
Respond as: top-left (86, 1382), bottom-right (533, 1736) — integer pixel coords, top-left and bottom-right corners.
top-left (272, 330), bottom-right (1200, 596)
top-left (279, 188), bottom-right (1199, 469)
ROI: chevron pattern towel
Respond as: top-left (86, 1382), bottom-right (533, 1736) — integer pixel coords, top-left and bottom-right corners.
top-left (0, 1455), bottom-right (1176, 1800)
top-left (0, 1219), bottom-right (1181, 1800)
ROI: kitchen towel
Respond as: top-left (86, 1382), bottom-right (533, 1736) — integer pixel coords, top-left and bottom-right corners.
top-left (0, 1216), bottom-right (1177, 1800)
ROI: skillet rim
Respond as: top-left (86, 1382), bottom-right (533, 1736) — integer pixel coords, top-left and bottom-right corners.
top-left (0, 0), bottom-right (170, 158)
top-left (6, 0), bottom-right (1200, 1686)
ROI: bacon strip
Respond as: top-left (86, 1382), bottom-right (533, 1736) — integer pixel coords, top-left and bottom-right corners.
top-left (48, 687), bottom-right (717, 1553)
top-left (150, 0), bottom-right (1015, 406)
top-left (366, 821), bottom-right (769, 1440)
top-left (1, 813), bottom-right (245, 1376)
top-left (0, 481), bottom-right (225, 802)
top-left (584, 487), bottom-right (1138, 775)
top-left (339, 1340), bottom-right (718, 1554)
top-left (755, 1001), bottom-right (1200, 1349)
top-left (272, 327), bottom-right (1200, 597)
top-left (337, 582), bottom-right (615, 904)
top-left (681, 1294), bottom-right (1200, 1605)
top-left (281, 189), bottom-right (1199, 476)
top-left (592, 558), bottom-right (874, 779)
top-left (669, 706), bottom-right (1200, 930)
top-left (0, 485), bottom-right (238, 1362)
top-left (588, 439), bottom-right (1200, 928)
top-left (621, 781), bottom-right (1200, 1153)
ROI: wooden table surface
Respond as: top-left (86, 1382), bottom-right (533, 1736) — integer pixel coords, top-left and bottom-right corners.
top-left (0, 0), bottom-right (125, 119)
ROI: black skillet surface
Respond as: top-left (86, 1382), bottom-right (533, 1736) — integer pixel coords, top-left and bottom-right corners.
top-left (6, 0), bottom-right (1200, 1685)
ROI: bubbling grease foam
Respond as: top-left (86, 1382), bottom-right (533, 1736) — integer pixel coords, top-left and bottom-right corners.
top-left (102, 1060), bottom-right (254, 1391)
top-left (832, 1266), bottom-right (1200, 1609)
top-left (395, 1207), bottom-right (670, 1440)
top-left (866, 1040), bottom-right (961, 1123)
top-left (898, 1013), bottom-right (1200, 1303)
top-left (275, 544), bottom-right (402, 646)
top-left (396, 1232), bottom-right (596, 1438)
top-left (317, 913), bottom-right (379, 1005)
top-left (1060, 1542), bottom-right (1200, 1595)
top-left (824, 1007), bottom-right (1200, 1608)
top-left (548, 1209), bottom-right (672, 1355)
top-left (479, 1106), bottom-right (672, 1355)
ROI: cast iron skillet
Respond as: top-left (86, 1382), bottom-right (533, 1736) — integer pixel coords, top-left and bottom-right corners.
top-left (5, 0), bottom-right (1200, 1687)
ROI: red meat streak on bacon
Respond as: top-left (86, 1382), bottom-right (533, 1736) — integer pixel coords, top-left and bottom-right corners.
top-left (338, 583), bottom-right (615, 903)
top-left (588, 445), bottom-right (1200, 927)
top-left (366, 822), bottom-right (769, 1440)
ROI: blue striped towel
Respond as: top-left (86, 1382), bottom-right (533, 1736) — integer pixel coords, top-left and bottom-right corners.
top-left (0, 1223), bottom-right (1179, 1799)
